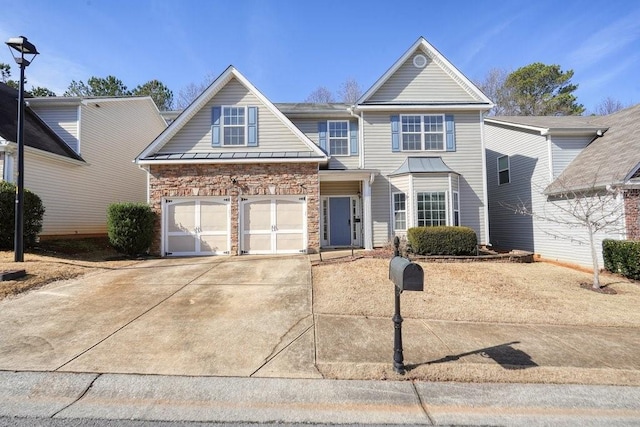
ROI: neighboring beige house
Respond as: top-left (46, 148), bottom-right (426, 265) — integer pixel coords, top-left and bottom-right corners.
top-left (136, 37), bottom-right (493, 256)
top-left (0, 82), bottom-right (167, 237)
top-left (485, 104), bottom-right (640, 268)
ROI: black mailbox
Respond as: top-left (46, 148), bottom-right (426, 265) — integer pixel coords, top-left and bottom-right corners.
top-left (389, 256), bottom-right (424, 292)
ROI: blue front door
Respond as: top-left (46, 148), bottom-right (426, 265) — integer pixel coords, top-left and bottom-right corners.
top-left (329, 197), bottom-right (351, 246)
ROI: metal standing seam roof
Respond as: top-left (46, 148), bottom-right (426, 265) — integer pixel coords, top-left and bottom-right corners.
top-left (141, 151), bottom-right (325, 161)
top-left (389, 157), bottom-right (458, 176)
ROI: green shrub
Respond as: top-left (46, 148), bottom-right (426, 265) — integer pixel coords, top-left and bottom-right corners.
top-left (0, 181), bottom-right (45, 249)
top-left (602, 239), bottom-right (640, 280)
top-left (107, 202), bottom-right (155, 257)
top-left (407, 226), bottom-right (477, 256)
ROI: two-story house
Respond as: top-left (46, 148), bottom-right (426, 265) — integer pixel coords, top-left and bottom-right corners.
top-left (0, 82), bottom-right (167, 237)
top-left (485, 105), bottom-right (640, 268)
top-left (135, 37), bottom-right (493, 256)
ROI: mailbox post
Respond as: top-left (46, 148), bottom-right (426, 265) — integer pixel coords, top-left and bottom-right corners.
top-left (388, 236), bottom-right (424, 374)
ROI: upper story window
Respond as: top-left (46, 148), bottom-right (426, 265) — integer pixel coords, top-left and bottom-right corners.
top-left (498, 155), bottom-right (510, 185)
top-left (212, 105), bottom-right (258, 148)
top-left (318, 120), bottom-right (358, 156)
top-left (401, 114), bottom-right (444, 151)
top-left (328, 121), bottom-right (349, 156)
top-left (223, 106), bottom-right (246, 146)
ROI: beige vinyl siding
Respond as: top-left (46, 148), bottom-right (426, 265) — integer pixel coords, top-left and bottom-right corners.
top-left (550, 136), bottom-right (592, 178)
top-left (24, 99), bottom-right (166, 235)
top-left (289, 118), bottom-right (360, 169)
top-left (160, 78), bottom-right (312, 154)
top-left (30, 105), bottom-right (79, 152)
top-left (485, 123), bottom-right (622, 268)
top-left (367, 53), bottom-right (479, 103)
top-left (320, 181), bottom-right (360, 195)
top-left (364, 111), bottom-right (487, 247)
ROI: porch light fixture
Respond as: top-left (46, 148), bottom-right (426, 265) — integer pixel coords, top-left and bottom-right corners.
top-left (5, 36), bottom-right (39, 262)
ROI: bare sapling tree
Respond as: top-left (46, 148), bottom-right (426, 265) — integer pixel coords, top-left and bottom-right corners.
top-left (501, 176), bottom-right (625, 289)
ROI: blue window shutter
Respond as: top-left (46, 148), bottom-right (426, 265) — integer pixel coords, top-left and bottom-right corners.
top-left (318, 121), bottom-right (327, 152)
top-left (350, 121), bottom-right (358, 155)
top-left (391, 115), bottom-right (400, 152)
top-left (211, 106), bottom-right (221, 147)
top-left (247, 106), bottom-right (258, 146)
top-left (445, 114), bottom-right (455, 151)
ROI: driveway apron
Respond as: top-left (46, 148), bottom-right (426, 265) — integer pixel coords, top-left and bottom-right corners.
top-left (0, 256), bottom-right (319, 378)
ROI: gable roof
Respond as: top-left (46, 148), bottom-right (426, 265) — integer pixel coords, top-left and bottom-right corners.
top-left (545, 103), bottom-right (640, 193)
top-left (137, 66), bottom-right (327, 164)
top-left (0, 83), bottom-right (83, 161)
top-left (356, 37), bottom-right (493, 109)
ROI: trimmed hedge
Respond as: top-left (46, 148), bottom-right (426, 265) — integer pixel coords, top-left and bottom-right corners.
top-left (0, 181), bottom-right (45, 249)
top-left (407, 226), bottom-right (477, 256)
top-left (107, 202), bottom-right (155, 257)
top-left (602, 239), bottom-right (640, 280)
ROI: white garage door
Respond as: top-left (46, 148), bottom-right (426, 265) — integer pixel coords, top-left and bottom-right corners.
top-left (240, 196), bottom-right (306, 255)
top-left (164, 197), bottom-right (230, 256)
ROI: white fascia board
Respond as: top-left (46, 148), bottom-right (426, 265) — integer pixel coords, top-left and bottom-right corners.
top-left (485, 118), bottom-right (548, 134)
top-left (355, 104), bottom-right (492, 112)
top-left (137, 157), bottom-right (327, 166)
top-left (319, 169), bottom-right (379, 182)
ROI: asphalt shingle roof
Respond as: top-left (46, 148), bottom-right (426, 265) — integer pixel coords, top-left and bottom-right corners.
top-left (545, 104), bottom-right (640, 193)
top-left (0, 83), bottom-right (83, 161)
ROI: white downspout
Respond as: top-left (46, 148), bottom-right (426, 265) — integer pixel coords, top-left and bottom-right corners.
top-left (480, 111), bottom-right (491, 246)
top-left (348, 106), bottom-right (364, 169)
top-left (363, 173), bottom-right (374, 250)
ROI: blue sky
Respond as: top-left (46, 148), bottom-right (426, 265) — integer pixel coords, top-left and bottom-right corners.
top-left (1, 0), bottom-right (639, 113)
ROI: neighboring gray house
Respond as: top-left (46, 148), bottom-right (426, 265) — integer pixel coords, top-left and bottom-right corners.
top-left (136, 37), bottom-right (494, 256)
top-left (485, 104), bottom-right (640, 268)
top-left (0, 82), bottom-right (167, 237)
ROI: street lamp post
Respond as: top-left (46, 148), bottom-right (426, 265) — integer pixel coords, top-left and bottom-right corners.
top-left (5, 36), bottom-right (39, 262)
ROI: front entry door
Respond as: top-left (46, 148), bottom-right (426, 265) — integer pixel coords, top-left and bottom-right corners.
top-left (329, 197), bottom-right (351, 246)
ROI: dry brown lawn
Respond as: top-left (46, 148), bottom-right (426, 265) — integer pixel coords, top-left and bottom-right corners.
top-left (312, 258), bottom-right (640, 327)
top-left (0, 238), bottom-right (142, 300)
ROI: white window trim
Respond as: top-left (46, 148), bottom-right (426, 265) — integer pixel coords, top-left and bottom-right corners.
top-left (327, 120), bottom-right (350, 157)
top-left (498, 155), bottom-right (510, 185)
top-left (415, 191), bottom-right (448, 227)
top-left (392, 192), bottom-right (407, 231)
top-left (400, 114), bottom-right (446, 152)
top-left (222, 105), bottom-right (248, 147)
top-left (453, 191), bottom-right (460, 226)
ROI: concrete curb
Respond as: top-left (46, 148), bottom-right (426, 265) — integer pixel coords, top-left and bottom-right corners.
top-left (2, 371), bottom-right (639, 426)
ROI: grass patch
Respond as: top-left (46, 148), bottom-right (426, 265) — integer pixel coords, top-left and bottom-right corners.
top-left (0, 237), bottom-right (141, 300)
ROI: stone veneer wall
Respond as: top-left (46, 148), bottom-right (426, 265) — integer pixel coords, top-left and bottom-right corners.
top-left (624, 189), bottom-right (640, 239)
top-left (148, 162), bottom-right (320, 255)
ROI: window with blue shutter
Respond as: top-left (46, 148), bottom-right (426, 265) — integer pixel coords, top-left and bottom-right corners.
top-left (318, 121), bottom-right (327, 152)
top-left (247, 106), bottom-right (258, 146)
top-left (445, 114), bottom-right (455, 151)
top-left (391, 115), bottom-right (400, 152)
top-left (211, 106), bottom-right (221, 147)
top-left (350, 121), bottom-right (358, 155)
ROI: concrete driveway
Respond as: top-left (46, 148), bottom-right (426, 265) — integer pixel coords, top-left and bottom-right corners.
top-left (0, 256), bottom-right (320, 378)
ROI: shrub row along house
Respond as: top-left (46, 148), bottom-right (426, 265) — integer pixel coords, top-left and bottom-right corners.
top-left (2, 36), bottom-right (638, 270)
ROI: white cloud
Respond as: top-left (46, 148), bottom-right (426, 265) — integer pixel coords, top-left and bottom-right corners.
top-left (568, 8), bottom-right (640, 69)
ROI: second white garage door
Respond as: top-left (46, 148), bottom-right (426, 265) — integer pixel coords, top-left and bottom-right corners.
top-left (240, 196), bottom-right (307, 255)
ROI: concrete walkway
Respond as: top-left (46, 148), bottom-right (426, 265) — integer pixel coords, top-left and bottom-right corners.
top-left (0, 253), bottom-right (639, 425)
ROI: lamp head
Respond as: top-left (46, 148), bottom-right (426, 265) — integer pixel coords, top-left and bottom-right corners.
top-left (5, 36), bottom-right (39, 66)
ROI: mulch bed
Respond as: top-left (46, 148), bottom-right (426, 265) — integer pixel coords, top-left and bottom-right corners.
top-left (580, 282), bottom-right (617, 295)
